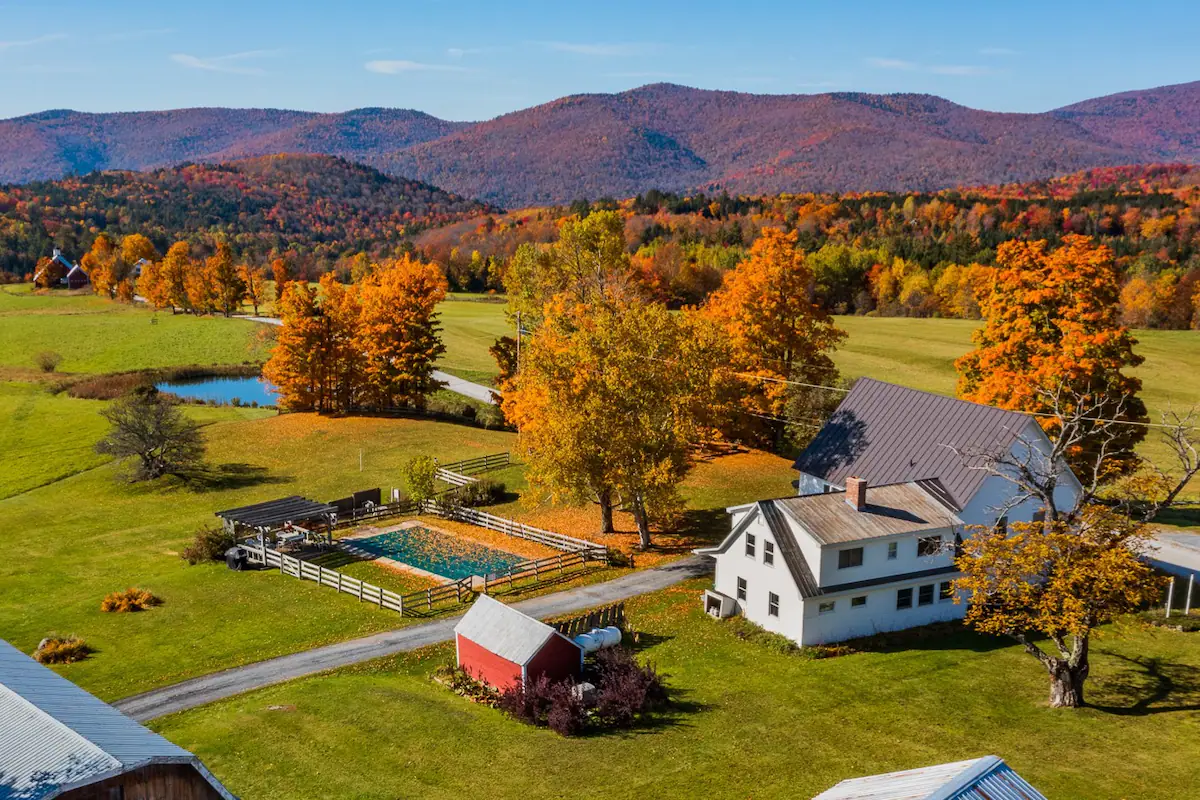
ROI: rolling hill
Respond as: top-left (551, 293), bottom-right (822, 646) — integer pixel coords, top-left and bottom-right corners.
top-left (3, 81), bottom-right (1200, 206)
top-left (0, 154), bottom-right (488, 275)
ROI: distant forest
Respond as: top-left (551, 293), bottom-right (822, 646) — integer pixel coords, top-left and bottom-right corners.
top-left (0, 154), bottom-right (486, 279)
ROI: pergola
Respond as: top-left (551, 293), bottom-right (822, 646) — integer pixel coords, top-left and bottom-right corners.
top-left (216, 495), bottom-right (338, 545)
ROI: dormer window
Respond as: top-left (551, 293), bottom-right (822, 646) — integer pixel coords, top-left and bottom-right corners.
top-left (837, 547), bottom-right (864, 569)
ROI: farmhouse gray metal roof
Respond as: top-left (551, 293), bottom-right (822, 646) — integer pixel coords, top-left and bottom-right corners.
top-left (215, 495), bottom-right (337, 529)
top-left (775, 481), bottom-right (963, 545)
top-left (812, 755), bottom-right (1047, 799)
top-left (0, 639), bottom-right (236, 800)
top-left (794, 378), bottom-right (1034, 510)
top-left (454, 594), bottom-right (579, 666)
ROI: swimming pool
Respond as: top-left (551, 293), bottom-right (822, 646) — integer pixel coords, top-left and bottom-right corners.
top-left (346, 526), bottom-right (525, 580)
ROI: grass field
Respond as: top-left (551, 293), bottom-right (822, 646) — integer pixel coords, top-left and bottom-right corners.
top-left (152, 579), bottom-right (1200, 800)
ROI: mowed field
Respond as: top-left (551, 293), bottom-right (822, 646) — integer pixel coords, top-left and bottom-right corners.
top-left (0, 287), bottom-right (794, 701)
top-left (154, 579), bottom-right (1200, 800)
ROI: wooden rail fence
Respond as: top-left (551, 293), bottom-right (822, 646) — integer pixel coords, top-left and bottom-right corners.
top-left (481, 547), bottom-right (609, 594)
top-left (245, 544), bottom-right (416, 613)
top-left (437, 452), bottom-right (511, 476)
top-left (434, 468), bottom-right (477, 487)
top-left (553, 603), bottom-right (626, 637)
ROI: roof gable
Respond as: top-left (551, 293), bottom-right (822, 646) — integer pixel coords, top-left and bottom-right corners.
top-left (695, 503), bottom-right (822, 598)
top-left (0, 639), bottom-right (236, 800)
top-left (813, 755), bottom-right (1046, 800)
top-left (794, 379), bottom-right (1038, 509)
top-left (455, 595), bottom-right (578, 666)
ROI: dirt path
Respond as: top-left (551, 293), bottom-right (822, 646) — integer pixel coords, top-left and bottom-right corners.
top-left (115, 555), bottom-right (711, 722)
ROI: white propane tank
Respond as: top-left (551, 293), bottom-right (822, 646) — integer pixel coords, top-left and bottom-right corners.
top-left (574, 633), bottom-right (601, 653)
top-left (598, 626), bottom-right (622, 648)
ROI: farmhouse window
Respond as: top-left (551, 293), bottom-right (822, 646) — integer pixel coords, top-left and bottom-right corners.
top-left (939, 581), bottom-right (954, 601)
top-left (737, 577), bottom-right (747, 601)
top-left (896, 588), bottom-right (913, 609)
top-left (851, 595), bottom-right (867, 608)
top-left (763, 540), bottom-right (775, 566)
top-left (918, 584), bottom-right (934, 606)
top-left (917, 536), bottom-right (942, 557)
top-left (887, 541), bottom-right (898, 560)
top-left (768, 592), bottom-right (780, 617)
top-left (818, 601), bottom-right (835, 614)
top-left (745, 534), bottom-right (756, 558)
top-left (838, 547), bottom-right (864, 569)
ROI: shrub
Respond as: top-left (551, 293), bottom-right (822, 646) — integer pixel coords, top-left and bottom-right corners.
top-left (496, 675), bottom-right (587, 736)
top-left (402, 455), bottom-right (438, 503)
top-left (1137, 608), bottom-right (1200, 632)
top-left (546, 685), bottom-right (587, 736)
top-left (594, 647), bottom-right (669, 726)
top-left (34, 635), bottom-right (91, 664)
top-left (182, 526), bottom-right (235, 565)
top-left (432, 663), bottom-right (499, 704)
top-left (448, 478), bottom-right (506, 508)
top-left (34, 350), bottom-right (63, 373)
top-left (100, 587), bottom-right (162, 612)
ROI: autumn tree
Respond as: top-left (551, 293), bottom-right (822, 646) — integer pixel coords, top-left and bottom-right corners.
top-left (507, 292), bottom-right (726, 545)
top-left (355, 256), bottom-right (448, 409)
top-left (318, 273), bottom-right (364, 412)
top-left (185, 255), bottom-right (218, 314)
top-left (118, 234), bottom-right (158, 302)
top-left (263, 282), bottom-right (326, 411)
top-left (136, 258), bottom-right (172, 310)
top-left (208, 241), bottom-right (244, 316)
top-left (159, 241), bottom-right (192, 313)
top-left (271, 257), bottom-right (291, 302)
top-left (703, 227), bottom-right (845, 448)
top-left (489, 334), bottom-right (518, 408)
top-left (240, 263), bottom-right (266, 315)
top-left (954, 507), bottom-right (1163, 708)
top-left (81, 234), bottom-right (119, 298)
top-left (34, 256), bottom-right (64, 288)
top-left (957, 236), bottom-right (1148, 479)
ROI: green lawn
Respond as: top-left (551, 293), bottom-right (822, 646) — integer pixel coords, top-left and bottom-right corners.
top-left (436, 296), bottom-right (511, 386)
top-left (153, 579), bottom-right (1200, 800)
top-left (0, 286), bottom-right (269, 373)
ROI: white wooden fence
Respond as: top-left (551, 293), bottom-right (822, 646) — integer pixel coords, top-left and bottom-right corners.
top-left (434, 468), bottom-right (477, 487)
top-left (244, 543), bottom-right (473, 615)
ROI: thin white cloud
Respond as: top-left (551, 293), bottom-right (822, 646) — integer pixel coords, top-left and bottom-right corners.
top-left (604, 71), bottom-right (688, 79)
top-left (100, 28), bottom-right (176, 42)
top-left (171, 50), bottom-right (280, 76)
top-left (536, 40), bottom-right (653, 57)
top-left (868, 56), bottom-right (995, 77)
top-left (0, 33), bottom-right (67, 50)
top-left (868, 57), bottom-right (918, 71)
top-left (980, 46), bottom-right (1020, 56)
top-left (365, 59), bottom-right (468, 74)
top-left (447, 46), bottom-right (506, 59)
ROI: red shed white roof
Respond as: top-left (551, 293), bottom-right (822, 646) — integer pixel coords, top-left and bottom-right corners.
top-left (454, 595), bottom-right (579, 666)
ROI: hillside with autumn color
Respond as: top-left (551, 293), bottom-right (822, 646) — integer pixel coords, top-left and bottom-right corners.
top-left (3, 81), bottom-right (1200, 206)
top-left (0, 154), bottom-right (487, 276)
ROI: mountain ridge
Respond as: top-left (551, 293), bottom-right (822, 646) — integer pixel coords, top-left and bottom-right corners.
top-left (3, 80), bottom-right (1200, 206)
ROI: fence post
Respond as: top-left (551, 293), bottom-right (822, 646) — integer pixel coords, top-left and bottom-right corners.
top-left (1166, 577), bottom-right (1176, 618)
top-left (1187, 574), bottom-right (1195, 617)
top-left (427, 589), bottom-right (433, 612)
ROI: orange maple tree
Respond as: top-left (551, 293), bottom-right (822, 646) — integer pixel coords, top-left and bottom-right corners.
top-left (703, 227), bottom-right (845, 446)
top-left (956, 235), bottom-right (1147, 477)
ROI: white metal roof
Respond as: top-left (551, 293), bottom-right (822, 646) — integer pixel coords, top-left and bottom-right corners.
top-left (812, 756), bottom-right (1047, 800)
top-left (0, 639), bottom-right (237, 800)
top-left (454, 595), bottom-right (579, 666)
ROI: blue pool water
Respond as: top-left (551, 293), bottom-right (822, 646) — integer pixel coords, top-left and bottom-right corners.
top-left (348, 526), bottom-right (525, 580)
top-left (156, 376), bottom-right (278, 407)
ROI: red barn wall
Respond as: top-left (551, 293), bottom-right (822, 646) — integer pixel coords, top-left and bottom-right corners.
top-left (457, 633), bottom-right (521, 690)
top-left (526, 635), bottom-right (582, 685)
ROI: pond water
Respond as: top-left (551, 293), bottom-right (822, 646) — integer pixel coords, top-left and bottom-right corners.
top-left (155, 375), bottom-right (278, 407)
top-left (346, 526), bottom-right (525, 580)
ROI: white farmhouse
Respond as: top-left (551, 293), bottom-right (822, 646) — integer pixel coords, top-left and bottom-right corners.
top-left (698, 478), bottom-right (966, 645)
top-left (699, 379), bottom-right (1083, 646)
top-left (793, 378), bottom-right (1081, 527)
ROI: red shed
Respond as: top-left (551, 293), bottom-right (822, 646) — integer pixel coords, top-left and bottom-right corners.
top-left (454, 594), bottom-right (583, 690)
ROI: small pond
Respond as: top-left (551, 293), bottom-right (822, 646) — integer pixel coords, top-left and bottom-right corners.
top-left (156, 375), bottom-right (278, 407)
top-left (346, 526), bottom-right (525, 580)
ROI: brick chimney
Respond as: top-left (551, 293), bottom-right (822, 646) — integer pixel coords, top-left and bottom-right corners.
top-left (845, 476), bottom-right (867, 511)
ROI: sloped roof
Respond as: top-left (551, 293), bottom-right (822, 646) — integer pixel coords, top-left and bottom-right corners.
top-left (776, 481), bottom-right (963, 546)
top-left (0, 639), bottom-right (236, 800)
top-left (215, 495), bottom-right (337, 529)
top-left (794, 379), bottom-right (1037, 510)
top-left (812, 755), bottom-right (1046, 800)
top-left (455, 595), bottom-right (579, 666)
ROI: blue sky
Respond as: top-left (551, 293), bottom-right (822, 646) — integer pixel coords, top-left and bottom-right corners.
top-left (1, 0), bottom-right (1197, 121)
